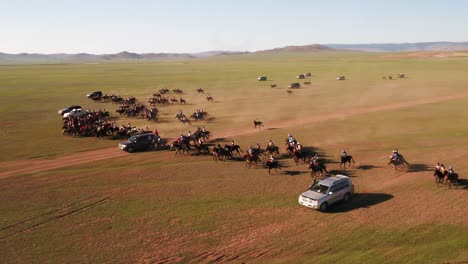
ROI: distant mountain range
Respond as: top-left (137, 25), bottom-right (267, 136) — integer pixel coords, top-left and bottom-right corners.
top-left (326, 42), bottom-right (468, 52)
top-left (2, 42), bottom-right (468, 64)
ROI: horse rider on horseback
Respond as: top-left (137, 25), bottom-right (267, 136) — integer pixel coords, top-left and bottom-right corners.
top-left (187, 130), bottom-right (192, 137)
top-left (341, 149), bottom-right (348, 158)
top-left (231, 140), bottom-right (235, 148)
top-left (202, 127), bottom-right (207, 132)
top-left (248, 146), bottom-right (255, 158)
top-left (295, 143), bottom-right (302, 153)
top-left (449, 166), bottom-right (454, 174)
top-left (268, 139), bottom-right (275, 148)
top-left (267, 155), bottom-right (275, 163)
top-left (391, 149), bottom-right (400, 163)
top-left (288, 134), bottom-right (296, 145)
top-left (256, 143), bottom-right (261, 150)
top-left (311, 154), bottom-right (319, 163)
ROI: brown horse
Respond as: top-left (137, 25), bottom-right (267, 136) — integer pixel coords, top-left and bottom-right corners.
top-left (243, 154), bottom-right (261, 168)
top-left (387, 154), bottom-right (409, 170)
top-left (340, 155), bottom-right (355, 168)
top-left (206, 95), bottom-right (213, 101)
top-left (265, 160), bottom-right (281, 174)
top-left (254, 120), bottom-right (263, 128)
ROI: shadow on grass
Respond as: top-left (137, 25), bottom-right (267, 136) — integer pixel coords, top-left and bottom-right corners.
top-left (407, 163), bottom-right (431, 172)
top-left (325, 193), bottom-right (394, 213)
top-left (357, 165), bottom-right (378, 170)
top-left (456, 179), bottom-right (468, 189)
top-left (282, 170), bottom-right (305, 176)
top-left (327, 169), bottom-right (356, 177)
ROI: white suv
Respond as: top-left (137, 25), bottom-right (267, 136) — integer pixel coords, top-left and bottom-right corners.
top-left (298, 175), bottom-right (354, 211)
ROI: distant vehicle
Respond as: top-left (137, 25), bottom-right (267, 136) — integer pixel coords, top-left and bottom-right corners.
top-left (58, 105), bottom-right (82, 115)
top-left (258, 76), bottom-right (267, 81)
top-left (288, 83), bottom-right (301, 89)
top-left (337, 76), bottom-right (345, 80)
top-left (297, 74), bottom-right (305, 79)
top-left (87, 91), bottom-right (102, 98)
top-left (62, 108), bottom-right (86, 118)
top-left (298, 175), bottom-right (354, 211)
top-left (118, 133), bottom-right (156, 153)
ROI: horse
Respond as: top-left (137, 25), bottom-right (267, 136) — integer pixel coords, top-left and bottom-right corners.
top-left (170, 97), bottom-right (178, 104)
top-left (254, 120), bottom-right (263, 128)
top-left (197, 88), bottom-right (204, 93)
top-left (206, 95), bottom-right (213, 101)
top-left (340, 155), bottom-right (355, 168)
top-left (243, 154), bottom-right (261, 168)
top-left (265, 145), bottom-right (280, 157)
top-left (212, 146), bottom-right (232, 161)
top-left (293, 150), bottom-right (308, 165)
top-left (270, 84), bottom-right (277, 88)
top-left (309, 161), bottom-right (328, 179)
top-left (287, 90), bottom-right (293, 95)
top-left (446, 172), bottom-right (459, 189)
top-left (225, 144), bottom-right (243, 155)
top-left (265, 160), bottom-right (281, 174)
top-left (387, 154), bottom-right (409, 170)
top-left (434, 168), bottom-right (447, 186)
top-left (179, 98), bottom-right (186, 104)
top-left (194, 144), bottom-right (210, 155)
top-left (170, 141), bottom-right (191, 155)
top-left (304, 81), bottom-right (311, 85)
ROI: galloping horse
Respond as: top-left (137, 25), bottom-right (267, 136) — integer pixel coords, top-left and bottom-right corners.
top-left (243, 154), bottom-right (261, 168)
top-left (254, 120), bottom-right (263, 128)
top-left (225, 144), bottom-right (243, 155)
top-left (387, 154), bottom-right (410, 170)
top-left (293, 150), bottom-right (308, 165)
top-left (265, 145), bottom-right (280, 157)
top-left (309, 161), bottom-right (328, 178)
top-left (265, 160), bottom-right (281, 174)
top-left (340, 155), bottom-right (355, 168)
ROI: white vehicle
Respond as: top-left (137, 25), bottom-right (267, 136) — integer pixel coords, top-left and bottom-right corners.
top-left (62, 108), bottom-right (86, 118)
top-left (298, 175), bottom-right (354, 211)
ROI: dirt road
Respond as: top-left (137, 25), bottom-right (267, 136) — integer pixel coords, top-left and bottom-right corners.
top-left (1, 92), bottom-right (468, 178)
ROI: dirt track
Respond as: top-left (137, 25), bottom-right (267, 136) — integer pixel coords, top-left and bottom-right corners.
top-left (2, 92), bottom-right (468, 178)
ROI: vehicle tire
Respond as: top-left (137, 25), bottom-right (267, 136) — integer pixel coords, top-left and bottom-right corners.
top-left (319, 202), bottom-right (328, 212)
top-left (344, 193), bottom-right (351, 202)
top-left (127, 147), bottom-right (134, 153)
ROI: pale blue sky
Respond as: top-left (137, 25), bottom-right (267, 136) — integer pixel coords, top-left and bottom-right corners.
top-left (1, 0), bottom-right (467, 54)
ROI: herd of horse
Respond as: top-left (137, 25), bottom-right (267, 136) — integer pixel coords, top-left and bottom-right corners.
top-left (78, 88), bottom-right (461, 188)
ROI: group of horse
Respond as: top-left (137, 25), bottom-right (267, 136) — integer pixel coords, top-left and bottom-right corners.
top-left (149, 93), bottom-right (187, 106)
top-left (433, 164), bottom-right (459, 189)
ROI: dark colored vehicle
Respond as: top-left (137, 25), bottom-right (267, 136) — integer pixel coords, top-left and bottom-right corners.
top-left (118, 133), bottom-right (156, 153)
top-left (288, 83), bottom-right (301, 89)
top-left (58, 105), bottom-right (82, 115)
top-left (87, 91), bottom-right (103, 99)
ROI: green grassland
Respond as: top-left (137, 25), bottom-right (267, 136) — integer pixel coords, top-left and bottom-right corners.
top-left (0, 52), bottom-right (467, 263)
top-left (1, 52), bottom-right (468, 161)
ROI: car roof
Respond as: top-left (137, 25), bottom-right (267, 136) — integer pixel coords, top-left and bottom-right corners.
top-left (318, 174), bottom-right (350, 186)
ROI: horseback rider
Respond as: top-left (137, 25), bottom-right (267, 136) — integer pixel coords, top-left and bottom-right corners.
top-left (435, 162), bottom-right (441, 171)
top-left (256, 143), bottom-right (261, 151)
top-left (311, 154), bottom-right (319, 163)
top-left (202, 126), bottom-right (207, 132)
top-left (267, 155), bottom-right (274, 163)
top-left (187, 130), bottom-right (192, 137)
top-left (449, 166), bottom-right (454, 175)
top-left (231, 140), bottom-right (235, 148)
top-left (341, 149), bottom-right (348, 158)
top-left (248, 146), bottom-right (255, 157)
top-left (295, 142), bottom-right (302, 153)
top-left (288, 134), bottom-right (296, 144)
top-left (391, 149), bottom-right (400, 162)
top-left (268, 139), bottom-right (275, 148)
